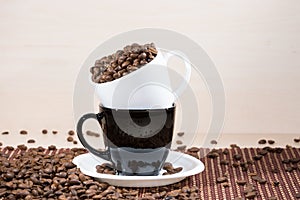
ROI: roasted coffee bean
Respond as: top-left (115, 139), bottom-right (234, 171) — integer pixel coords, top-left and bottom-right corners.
top-left (20, 130), bottom-right (28, 135)
top-left (42, 129), bottom-right (48, 134)
top-left (233, 154), bottom-right (242, 160)
top-left (64, 162), bottom-right (75, 169)
top-left (67, 136), bottom-right (74, 142)
top-left (96, 163), bottom-right (116, 175)
top-left (230, 144), bottom-right (239, 148)
top-left (68, 130), bottom-right (75, 136)
top-left (245, 191), bottom-right (257, 199)
top-left (216, 176), bottom-right (228, 183)
top-left (176, 145), bottom-right (187, 151)
top-left (17, 144), bottom-right (27, 151)
top-left (0, 142), bottom-right (2, 146)
top-left (210, 139), bottom-right (218, 144)
top-left (285, 166), bottom-right (293, 172)
top-left (258, 149), bottom-right (268, 155)
top-left (253, 154), bottom-right (263, 160)
top-left (232, 162), bottom-right (239, 168)
top-left (175, 140), bottom-right (183, 145)
top-left (220, 160), bottom-right (229, 165)
top-left (268, 139), bottom-right (275, 144)
top-left (27, 139), bottom-right (35, 143)
top-left (1, 131), bottom-right (9, 135)
top-left (177, 132), bottom-right (184, 136)
top-left (236, 180), bottom-right (247, 186)
top-left (48, 145), bottom-right (56, 150)
top-left (188, 147), bottom-right (200, 152)
top-left (273, 148), bottom-right (282, 154)
top-left (138, 52), bottom-right (147, 59)
top-left (52, 130), bottom-right (58, 134)
top-left (282, 159), bottom-right (290, 164)
top-left (207, 152), bottom-right (219, 159)
top-left (258, 139), bottom-right (267, 144)
top-left (223, 149), bottom-right (229, 155)
top-left (7, 146), bottom-right (14, 151)
top-left (73, 141), bottom-right (78, 144)
top-left (294, 138), bottom-right (300, 143)
top-left (273, 181), bottom-right (280, 186)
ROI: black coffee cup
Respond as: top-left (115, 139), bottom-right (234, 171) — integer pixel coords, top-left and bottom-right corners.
top-left (77, 104), bottom-right (176, 176)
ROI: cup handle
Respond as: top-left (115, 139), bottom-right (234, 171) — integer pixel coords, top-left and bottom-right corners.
top-left (76, 113), bottom-right (110, 161)
top-left (165, 50), bottom-right (192, 98)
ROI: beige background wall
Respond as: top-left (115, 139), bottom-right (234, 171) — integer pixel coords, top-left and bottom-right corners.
top-left (0, 0), bottom-right (299, 137)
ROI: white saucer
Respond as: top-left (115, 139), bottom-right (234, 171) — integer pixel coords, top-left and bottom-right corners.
top-left (73, 150), bottom-right (204, 187)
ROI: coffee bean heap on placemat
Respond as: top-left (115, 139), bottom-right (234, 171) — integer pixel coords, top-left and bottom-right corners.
top-left (0, 146), bottom-right (199, 199)
top-left (90, 43), bottom-right (158, 83)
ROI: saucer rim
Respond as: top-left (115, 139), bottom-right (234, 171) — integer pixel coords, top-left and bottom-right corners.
top-left (73, 150), bottom-right (205, 181)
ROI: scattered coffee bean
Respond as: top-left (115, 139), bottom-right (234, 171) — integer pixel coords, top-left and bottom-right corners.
top-left (258, 139), bottom-right (267, 144)
top-left (286, 144), bottom-right (292, 148)
top-left (253, 154), bottom-right (263, 160)
top-left (232, 162), bottom-right (239, 168)
top-left (20, 130), bottom-right (27, 135)
top-left (223, 149), bottom-right (229, 155)
top-left (258, 149), bottom-right (268, 156)
top-left (245, 191), bottom-right (257, 199)
top-left (68, 130), bottom-right (75, 136)
top-left (207, 151), bottom-right (219, 159)
top-left (67, 136), bottom-right (74, 142)
top-left (236, 180), bottom-right (247, 186)
top-left (282, 159), bottom-right (290, 164)
top-left (0, 142), bottom-right (2, 146)
top-left (210, 140), bottom-right (218, 145)
top-left (294, 138), bottom-right (300, 143)
top-left (73, 141), bottom-right (78, 145)
top-left (230, 144), bottom-right (239, 148)
top-left (273, 181), bottom-right (280, 186)
top-left (268, 140), bottom-right (275, 145)
top-left (176, 145), bottom-right (187, 151)
top-left (177, 132), bottom-right (184, 137)
top-left (233, 154), bottom-right (242, 160)
top-left (285, 166), bottom-right (293, 172)
top-left (176, 140), bottom-right (183, 145)
top-left (27, 139), bottom-right (35, 143)
top-left (1, 131), bottom-right (9, 135)
top-left (220, 160), bottom-right (229, 165)
top-left (52, 130), bottom-right (58, 134)
top-left (248, 172), bottom-right (257, 177)
top-left (290, 157), bottom-right (300, 164)
top-left (187, 147), bottom-right (200, 152)
top-left (216, 176), bottom-right (228, 183)
top-left (42, 129), bottom-right (48, 134)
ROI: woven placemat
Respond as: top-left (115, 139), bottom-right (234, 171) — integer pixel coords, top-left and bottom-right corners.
top-left (1, 147), bottom-right (300, 199)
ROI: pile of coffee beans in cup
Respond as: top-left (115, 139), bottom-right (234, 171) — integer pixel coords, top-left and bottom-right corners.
top-left (90, 43), bottom-right (158, 83)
